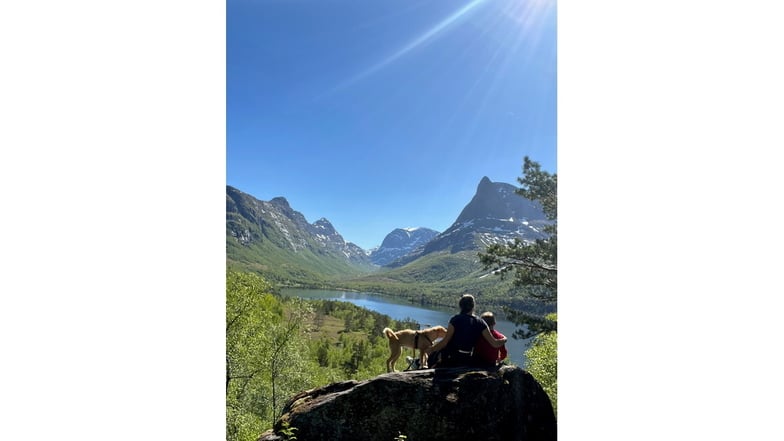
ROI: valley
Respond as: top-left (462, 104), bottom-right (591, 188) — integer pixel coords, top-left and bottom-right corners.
top-left (227, 176), bottom-right (556, 316)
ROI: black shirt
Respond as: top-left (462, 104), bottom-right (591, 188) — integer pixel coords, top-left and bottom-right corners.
top-left (446, 313), bottom-right (489, 353)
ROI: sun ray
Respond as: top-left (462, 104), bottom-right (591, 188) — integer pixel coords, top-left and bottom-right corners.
top-left (330, 0), bottom-right (490, 93)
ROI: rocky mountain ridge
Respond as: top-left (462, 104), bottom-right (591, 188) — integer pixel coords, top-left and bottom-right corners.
top-left (369, 227), bottom-right (440, 266)
top-left (226, 176), bottom-right (552, 283)
top-left (226, 186), bottom-right (373, 279)
top-left (385, 176), bottom-right (551, 267)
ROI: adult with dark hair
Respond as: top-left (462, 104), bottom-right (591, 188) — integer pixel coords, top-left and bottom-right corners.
top-left (425, 294), bottom-right (506, 368)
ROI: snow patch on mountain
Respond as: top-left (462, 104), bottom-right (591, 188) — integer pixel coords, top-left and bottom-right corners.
top-left (370, 227), bottom-right (440, 266)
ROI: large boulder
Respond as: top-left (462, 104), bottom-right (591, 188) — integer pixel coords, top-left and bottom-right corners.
top-left (258, 365), bottom-right (556, 441)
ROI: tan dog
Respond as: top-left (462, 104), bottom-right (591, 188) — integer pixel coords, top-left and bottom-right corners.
top-left (382, 326), bottom-right (447, 372)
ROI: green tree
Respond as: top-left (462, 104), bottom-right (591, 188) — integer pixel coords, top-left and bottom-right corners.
top-left (478, 156), bottom-right (557, 412)
top-left (226, 271), bottom-right (315, 441)
top-left (226, 271), bottom-right (277, 441)
top-left (268, 297), bottom-right (314, 421)
top-left (478, 156), bottom-right (557, 335)
top-left (525, 313), bottom-right (557, 415)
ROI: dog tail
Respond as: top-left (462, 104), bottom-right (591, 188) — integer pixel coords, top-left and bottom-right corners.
top-left (382, 327), bottom-right (398, 341)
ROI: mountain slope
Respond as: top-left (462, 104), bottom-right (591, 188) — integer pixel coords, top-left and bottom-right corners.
top-left (369, 227), bottom-right (439, 266)
top-left (423, 176), bottom-right (550, 254)
top-left (226, 186), bottom-right (373, 284)
top-left (386, 177), bottom-right (551, 268)
top-left (342, 176), bottom-right (555, 312)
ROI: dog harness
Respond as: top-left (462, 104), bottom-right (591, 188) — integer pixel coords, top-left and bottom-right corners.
top-left (413, 331), bottom-right (433, 351)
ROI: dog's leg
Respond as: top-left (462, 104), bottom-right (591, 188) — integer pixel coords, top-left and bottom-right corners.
top-left (387, 344), bottom-right (402, 372)
top-left (419, 350), bottom-right (429, 369)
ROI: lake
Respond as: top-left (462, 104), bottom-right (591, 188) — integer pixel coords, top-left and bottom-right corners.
top-left (280, 288), bottom-right (531, 367)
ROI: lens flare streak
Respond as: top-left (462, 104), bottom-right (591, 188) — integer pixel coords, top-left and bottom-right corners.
top-left (333, 0), bottom-right (490, 92)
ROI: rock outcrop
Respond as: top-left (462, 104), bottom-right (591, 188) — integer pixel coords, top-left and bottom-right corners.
top-left (258, 365), bottom-right (556, 441)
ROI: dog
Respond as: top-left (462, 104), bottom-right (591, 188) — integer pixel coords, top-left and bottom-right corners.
top-left (382, 325), bottom-right (447, 372)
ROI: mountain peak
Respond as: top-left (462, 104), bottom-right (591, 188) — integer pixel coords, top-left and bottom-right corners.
top-left (270, 196), bottom-right (290, 208)
top-left (418, 178), bottom-right (550, 255)
top-left (313, 218), bottom-right (337, 235)
top-left (226, 187), bottom-right (374, 276)
top-left (370, 227), bottom-right (440, 266)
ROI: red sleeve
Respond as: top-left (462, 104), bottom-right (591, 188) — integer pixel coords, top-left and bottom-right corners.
top-left (494, 330), bottom-right (508, 360)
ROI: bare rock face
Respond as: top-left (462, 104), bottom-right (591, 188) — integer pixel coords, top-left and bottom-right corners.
top-left (258, 366), bottom-right (556, 441)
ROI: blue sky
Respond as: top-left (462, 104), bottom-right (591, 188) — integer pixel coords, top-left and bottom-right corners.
top-left (227, 0), bottom-right (557, 250)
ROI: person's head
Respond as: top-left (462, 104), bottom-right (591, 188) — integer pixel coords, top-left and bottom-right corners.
top-left (458, 294), bottom-right (475, 314)
top-left (480, 311), bottom-right (496, 328)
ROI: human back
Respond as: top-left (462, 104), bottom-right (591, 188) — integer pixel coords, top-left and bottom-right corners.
top-left (427, 294), bottom-right (506, 368)
top-left (446, 312), bottom-right (487, 355)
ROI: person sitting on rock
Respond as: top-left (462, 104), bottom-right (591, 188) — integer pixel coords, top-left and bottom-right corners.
top-left (473, 311), bottom-right (508, 367)
top-left (425, 294), bottom-right (506, 368)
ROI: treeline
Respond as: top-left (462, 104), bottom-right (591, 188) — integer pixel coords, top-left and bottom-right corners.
top-left (327, 277), bottom-right (556, 319)
top-left (226, 270), bottom-right (420, 441)
top-left (237, 250), bottom-right (556, 321)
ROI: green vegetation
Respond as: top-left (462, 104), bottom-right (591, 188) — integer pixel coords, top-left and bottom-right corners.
top-left (226, 271), bottom-right (314, 441)
top-left (525, 313), bottom-right (557, 415)
top-left (279, 422), bottom-right (298, 440)
top-left (334, 251), bottom-right (554, 319)
top-left (479, 157), bottom-right (558, 413)
top-left (227, 231), bottom-right (370, 287)
top-left (226, 270), bottom-right (419, 441)
top-left (226, 189), bottom-right (375, 285)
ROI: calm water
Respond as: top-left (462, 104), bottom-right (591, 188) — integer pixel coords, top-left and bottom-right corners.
top-left (281, 288), bottom-right (531, 367)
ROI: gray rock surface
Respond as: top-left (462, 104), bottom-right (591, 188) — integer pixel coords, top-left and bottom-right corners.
top-left (258, 365), bottom-right (556, 441)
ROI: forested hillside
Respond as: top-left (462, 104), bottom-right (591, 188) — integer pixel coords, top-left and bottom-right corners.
top-left (340, 250), bottom-right (555, 316)
top-left (226, 271), bottom-right (420, 441)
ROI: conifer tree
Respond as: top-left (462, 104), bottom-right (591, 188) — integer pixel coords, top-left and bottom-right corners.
top-left (478, 156), bottom-right (557, 337)
top-left (478, 157), bottom-right (558, 413)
